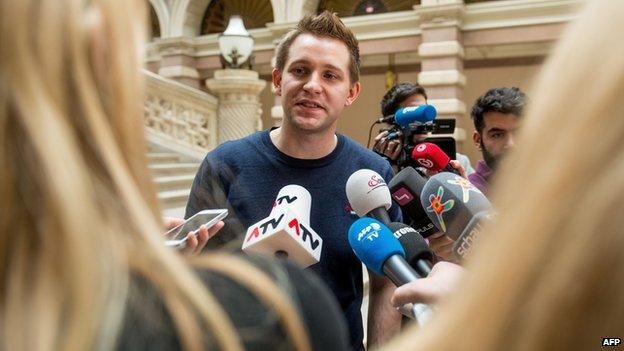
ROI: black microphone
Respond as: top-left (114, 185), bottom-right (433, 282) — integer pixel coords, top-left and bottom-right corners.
top-left (387, 167), bottom-right (438, 238)
top-left (345, 169), bottom-right (392, 225)
top-left (388, 222), bottom-right (434, 277)
top-left (419, 172), bottom-right (493, 260)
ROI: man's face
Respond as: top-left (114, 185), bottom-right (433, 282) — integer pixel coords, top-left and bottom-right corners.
top-left (473, 111), bottom-right (520, 169)
top-left (272, 34), bottom-right (360, 134)
top-left (397, 94), bottom-right (428, 143)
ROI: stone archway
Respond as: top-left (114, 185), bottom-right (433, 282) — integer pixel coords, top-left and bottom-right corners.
top-left (148, 0), bottom-right (170, 37)
top-left (199, 0), bottom-right (274, 35)
top-left (170, 0), bottom-right (212, 37)
top-left (316, 0), bottom-right (415, 17)
top-left (270, 0), bottom-right (320, 23)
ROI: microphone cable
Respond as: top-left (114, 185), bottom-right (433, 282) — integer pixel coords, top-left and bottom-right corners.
top-left (367, 120), bottom-right (381, 149)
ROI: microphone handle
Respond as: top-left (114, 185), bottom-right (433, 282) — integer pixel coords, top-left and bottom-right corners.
top-left (382, 255), bottom-right (422, 285)
top-left (412, 303), bottom-right (434, 327)
top-left (368, 207), bottom-right (392, 226)
top-left (383, 255), bottom-right (436, 327)
top-left (416, 259), bottom-right (432, 276)
top-left (275, 250), bottom-right (289, 259)
top-left (397, 303), bottom-right (434, 327)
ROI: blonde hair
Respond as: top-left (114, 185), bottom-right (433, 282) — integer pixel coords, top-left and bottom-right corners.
top-left (0, 1), bottom-right (310, 350)
top-left (387, 0), bottom-right (624, 350)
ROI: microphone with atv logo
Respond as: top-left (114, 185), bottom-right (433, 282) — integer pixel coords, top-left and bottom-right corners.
top-left (242, 184), bottom-right (323, 267)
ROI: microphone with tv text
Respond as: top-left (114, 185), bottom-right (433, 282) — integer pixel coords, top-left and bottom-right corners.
top-left (377, 105), bottom-right (437, 128)
top-left (411, 142), bottom-right (460, 175)
top-left (345, 169), bottom-right (392, 225)
top-left (242, 185), bottom-right (323, 267)
top-left (348, 217), bottom-right (433, 325)
top-left (419, 172), bottom-right (493, 260)
top-left (388, 222), bottom-right (434, 277)
top-left (387, 167), bottom-right (438, 238)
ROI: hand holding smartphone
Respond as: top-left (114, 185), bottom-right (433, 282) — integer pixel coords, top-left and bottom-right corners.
top-left (164, 209), bottom-right (228, 248)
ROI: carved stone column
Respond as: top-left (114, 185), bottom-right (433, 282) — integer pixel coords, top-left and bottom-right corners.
top-left (417, 0), bottom-right (468, 144)
top-left (206, 69), bottom-right (267, 144)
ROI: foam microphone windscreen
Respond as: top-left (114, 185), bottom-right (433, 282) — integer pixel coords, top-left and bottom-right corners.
top-left (269, 184), bottom-right (312, 225)
top-left (411, 142), bottom-right (451, 171)
top-left (394, 105), bottom-right (437, 128)
top-left (387, 167), bottom-right (437, 238)
top-left (345, 169), bottom-right (392, 217)
top-left (419, 172), bottom-right (492, 240)
top-left (348, 217), bottom-right (404, 276)
top-left (388, 222), bottom-right (434, 268)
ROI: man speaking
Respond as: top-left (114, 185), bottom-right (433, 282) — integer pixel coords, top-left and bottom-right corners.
top-left (186, 11), bottom-right (402, 350)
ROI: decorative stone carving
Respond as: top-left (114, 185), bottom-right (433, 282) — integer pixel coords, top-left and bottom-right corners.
top-left (143, 69), bottom-right (218, 158)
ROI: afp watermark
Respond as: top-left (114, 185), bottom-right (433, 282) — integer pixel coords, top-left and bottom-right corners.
top-left (602, 338), bottom-right (621, 347)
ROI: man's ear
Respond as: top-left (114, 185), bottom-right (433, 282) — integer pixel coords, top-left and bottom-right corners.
top-left (272, 68), bottom-right (282, 96)
top-left (473, 131), bottom-right (482, 151)
top-left (345, 81), bottom-right (361, 106)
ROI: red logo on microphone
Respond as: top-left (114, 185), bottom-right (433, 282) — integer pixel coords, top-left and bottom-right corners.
top-left (368, 175), bottom-right (386, 188)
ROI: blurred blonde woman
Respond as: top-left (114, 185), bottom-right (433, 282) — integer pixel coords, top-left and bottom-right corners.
top-left (0, 1), bottom-right (348, 350)
top-left (386, 0), bottom-right (624, 350)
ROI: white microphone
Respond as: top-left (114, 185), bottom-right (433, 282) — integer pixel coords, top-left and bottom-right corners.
top-left (242, 185), bottom-right (323, 267)
top-left (345, 169), bottom-right (392, 225)
top-left (269, 184), bottom-right (312, 224)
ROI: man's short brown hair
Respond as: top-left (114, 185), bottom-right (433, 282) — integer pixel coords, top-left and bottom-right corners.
top-left (275, 11), bottom-right (361, 83)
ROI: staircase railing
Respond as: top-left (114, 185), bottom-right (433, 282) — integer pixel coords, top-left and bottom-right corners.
top-left (143, 69), bottom-right (218, 160)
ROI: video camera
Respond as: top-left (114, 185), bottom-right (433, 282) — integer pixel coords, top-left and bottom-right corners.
top-left (382, 118), bottom-right (457, 170)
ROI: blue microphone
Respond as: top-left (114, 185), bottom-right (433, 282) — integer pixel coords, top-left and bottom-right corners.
top-left (378, 105), bottom-right (437, 128)
top-left (348, 218), bottom-right (423, 284)
top-left (348, 218), bottom-right (405, 277)
top-left (348, 218), bottom-right (434, 325)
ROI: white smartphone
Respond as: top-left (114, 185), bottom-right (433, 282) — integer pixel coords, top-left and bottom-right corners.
top-left (164, 209), bottom-right (228, 248)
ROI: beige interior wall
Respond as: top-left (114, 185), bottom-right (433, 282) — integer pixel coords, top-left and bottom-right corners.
top-left (258, 64), bottom-right (541, 168)
top-left (337, 71), bottom-right (421, 147)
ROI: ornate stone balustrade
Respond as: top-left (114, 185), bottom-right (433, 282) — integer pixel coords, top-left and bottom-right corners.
top-left (143, 69), bottom-right (218, 159)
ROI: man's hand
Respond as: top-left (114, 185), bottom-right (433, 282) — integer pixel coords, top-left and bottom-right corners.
top-left (424, 159), bottom-right (468, 178)
top-left (163, 217), bottom-right (224, 255)
top-left (373, 130), bottom-right (402, 161)
top-left (181, 221), bottom-right (224, 254)
top-left (427, 233), bottom-right (458, 263)
top-left (448, 160), bottom-right (468, 178)
top-left (391, 261), bottom-right (464, 306)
